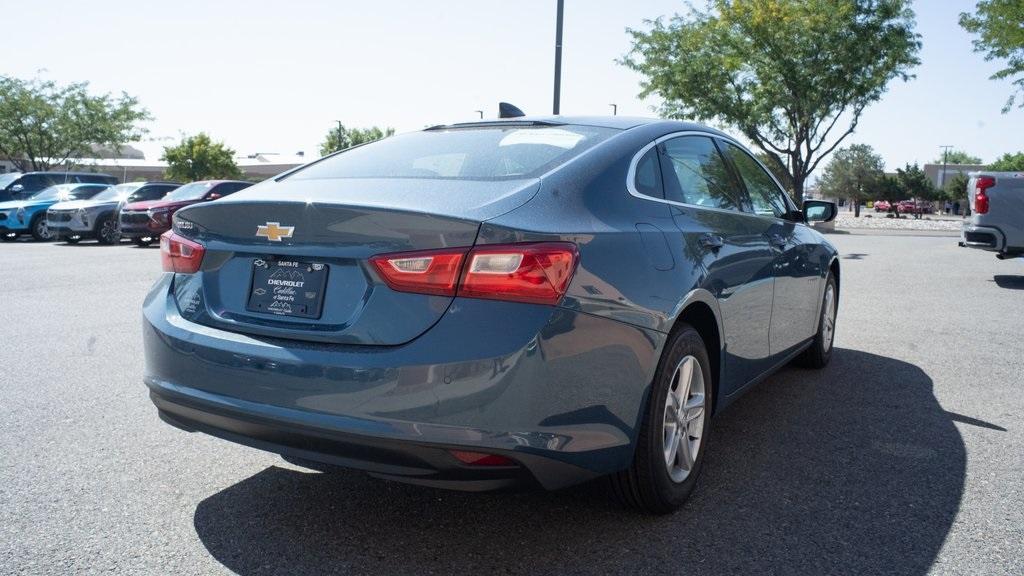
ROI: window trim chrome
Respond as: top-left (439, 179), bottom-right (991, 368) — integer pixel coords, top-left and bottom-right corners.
top-left (625, 130), bottom-right (796, 218)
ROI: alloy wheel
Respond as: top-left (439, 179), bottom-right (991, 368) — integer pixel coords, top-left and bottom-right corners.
top-left (662, 355), bottom-right (706, 483)
top-left (822, 283), bottom-right (836, 352)
top-left (34, 218), bottom-right (51, 240)
top-left (100, 220), bottom-right (120, 244)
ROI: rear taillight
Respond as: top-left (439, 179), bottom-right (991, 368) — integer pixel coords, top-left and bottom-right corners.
top-left (459, 243), bottom-right (579, 305)
top-left (369, 248), bottom-right (466, 297)
top-left (370, 242), bottom-right (579, 305)
top-left (974, 176), bottom-right (995, 215)
top-left (160, 231), bottom-right (205, 273)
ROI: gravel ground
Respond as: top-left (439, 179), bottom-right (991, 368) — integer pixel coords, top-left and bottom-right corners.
top-left (834, 211), bottom-right (964, 231)
top-left (0, 234), bottom-right (1021, 575)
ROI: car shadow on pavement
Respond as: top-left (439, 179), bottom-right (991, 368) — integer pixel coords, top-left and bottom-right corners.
top-left (192, 348), bottom-right (966, 576)
top-left (992, 275), bottom-right (1024, 290)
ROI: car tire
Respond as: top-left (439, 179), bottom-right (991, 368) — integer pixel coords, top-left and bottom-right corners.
top-left (795, 272), bottom-right (837, 369)
top-left (96, 215), bottom-right (120, 245)
top-left (133, 237), bottom-right (154, 247)
top-left (30, 214), bottom-right (52, 242)
top-left (608, 323), bottom-right (712, 514)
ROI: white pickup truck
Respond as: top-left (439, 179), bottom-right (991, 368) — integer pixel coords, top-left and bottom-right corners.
top-left (960, 171), bottom-right (1024, 259)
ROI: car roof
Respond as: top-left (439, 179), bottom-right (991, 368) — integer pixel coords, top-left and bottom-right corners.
top-left (23, 171), bottom-right (116, 177)
top-left (433, 115), bottom-right (732, 138)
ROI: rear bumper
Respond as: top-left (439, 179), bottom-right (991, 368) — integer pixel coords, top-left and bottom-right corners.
top-left (961, 224), bottom-right (1006, 252)
top-left (143, 274), bottom-right (664, 490)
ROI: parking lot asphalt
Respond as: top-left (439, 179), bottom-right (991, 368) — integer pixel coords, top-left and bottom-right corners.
top-left (1, 234), bottom-right (1021, 576)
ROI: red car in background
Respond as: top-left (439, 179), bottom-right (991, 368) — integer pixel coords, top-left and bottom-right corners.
top-left (874, 200), bottom-right (891, 212)
top-left (897, 199), bottom-right (932, 215)
top-left (118, 180), bottom-right (252, 246)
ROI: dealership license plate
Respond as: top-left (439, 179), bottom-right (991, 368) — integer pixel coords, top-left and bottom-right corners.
top-left (246, 258), bottom-right (329, 319)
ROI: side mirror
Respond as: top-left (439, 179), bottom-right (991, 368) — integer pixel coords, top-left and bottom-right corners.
top-left (10, 184), bottom-right (24, 193)
top-left (206, 192), bottom-right (222, 200)
top-left (803, 200), bottom-right (837, 223)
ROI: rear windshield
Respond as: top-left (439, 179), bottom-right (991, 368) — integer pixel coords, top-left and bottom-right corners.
top-left (288, 125), bottom-right (619, 181)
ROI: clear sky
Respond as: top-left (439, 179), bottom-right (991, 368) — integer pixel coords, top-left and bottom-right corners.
top-left (6, 0), bottom-right (1022, 172)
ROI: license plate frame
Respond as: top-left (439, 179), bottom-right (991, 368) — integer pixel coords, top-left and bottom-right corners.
top-left (245, 257), bottom-right (329, 319)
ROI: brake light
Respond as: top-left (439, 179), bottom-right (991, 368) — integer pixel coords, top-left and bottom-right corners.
top-left (369, 248), bottom-right (466, 296)
top-left (370, 242), bottom-right (579, 305)
top-left (974, 176), bottom-right (995, 215)
top-left (459, 243), bottom-right (579, 305)
top-left (160, 231), bottom-right (205, 273)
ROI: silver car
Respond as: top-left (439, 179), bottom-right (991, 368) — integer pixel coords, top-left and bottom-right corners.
top-left (961, 171), bottom-right (1024, 259)
top-left (47, 182), bottom-right (180, 244)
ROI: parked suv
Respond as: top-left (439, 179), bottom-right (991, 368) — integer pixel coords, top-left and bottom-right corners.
top-left (0, 183), bottom-right (111, 241)
top-left (960, 171), bottom-right (1024, 259)
top-left (48, 181), bottom-right (181, 244)
top-left (119, 180), bottom-right (251, 246)
top-left (0, 172), bottom-right (118, 202)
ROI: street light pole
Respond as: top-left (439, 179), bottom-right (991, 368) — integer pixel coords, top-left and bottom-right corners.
top-left (335, 120), bottom-right (344, 153)
top-left (475, 110), bottom-right (484, 119)
top-left (939, 145), bottom-right (953, 189)
top-left (553, 0), bottom-right (564, 115)
top-left (609, 103), bottom-right (617, 116)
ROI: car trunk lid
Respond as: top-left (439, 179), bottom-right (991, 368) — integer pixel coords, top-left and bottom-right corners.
top-left (170, 177), bottom-right (540, 345)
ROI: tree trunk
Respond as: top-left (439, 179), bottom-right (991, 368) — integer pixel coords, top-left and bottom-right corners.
top-left (790, 176), bottom-right (805, 208)
top-left (854, 201), bottom-right (860, 217)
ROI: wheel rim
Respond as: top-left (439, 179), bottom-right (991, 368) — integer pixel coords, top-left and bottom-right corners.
top-left (662, 355), bottom-right (706, 483)
top-left (101, 220), bottom-right (119, 243)
top-left (35, 218), bottom-right (51, 240)
top-left (822, 284), bottom-right (837, 352)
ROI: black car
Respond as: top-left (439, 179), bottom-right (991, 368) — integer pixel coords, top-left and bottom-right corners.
top-left (0, 172), bottom-right (118, 202)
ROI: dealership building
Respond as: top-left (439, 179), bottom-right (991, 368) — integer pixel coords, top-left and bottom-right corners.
top-left (0, 147), bottom-right (309, 182)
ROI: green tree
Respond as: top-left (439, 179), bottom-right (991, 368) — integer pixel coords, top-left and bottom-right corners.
top-left (868, 175), bottom-right (904, 215)
top-left (960, 1), bottom-right (1024, 112)
top-left (161, 133), bottom-right (241, 181)
top-left (0, 75), bottom-right (149, 171)
top-left (934, 149), bottom-right (983, 165)
top-left (988, 151), bottom-right (1024, 171)
top-left (622, 0), bottom-right (921, 203)
top-left (942, 172), bottom-right (970, 203)
top-left (817, 144), bottom-right (885, 217)
top-left (895, 163), bottom-right (936, 218)
top-left (320, 125), bottom-right (395, 156)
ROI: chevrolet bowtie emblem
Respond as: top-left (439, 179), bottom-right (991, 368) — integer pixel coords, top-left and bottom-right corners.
top-left (256, 222), bottom-right (294, 242)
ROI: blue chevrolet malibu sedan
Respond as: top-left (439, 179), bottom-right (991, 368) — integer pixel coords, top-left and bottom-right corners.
top-left (144, 117), bottom-right (839, 513)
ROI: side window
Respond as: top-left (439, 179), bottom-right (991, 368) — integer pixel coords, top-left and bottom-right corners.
top-left (721, 142), bottom-right (788, 218)
top-left (21, 175), bottom-right (52, 192)
top-left (659, 136), bottom-right (743, 210)
top-left (216, 182), bottom-right (247, 196)
top-left (632, 147), bottom-right (663, 198)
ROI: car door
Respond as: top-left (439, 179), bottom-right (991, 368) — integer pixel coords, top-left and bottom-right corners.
top-left (719, 141), bottom-right (824, 357)
top-left (659, 134), bottom-right (777, 394)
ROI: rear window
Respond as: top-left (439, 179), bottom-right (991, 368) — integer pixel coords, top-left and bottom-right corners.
top-left (288, 125), bottom-right (619, 181)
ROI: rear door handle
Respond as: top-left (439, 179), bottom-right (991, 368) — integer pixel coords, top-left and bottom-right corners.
top-left (699, 234), bottom-right (724, 250)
